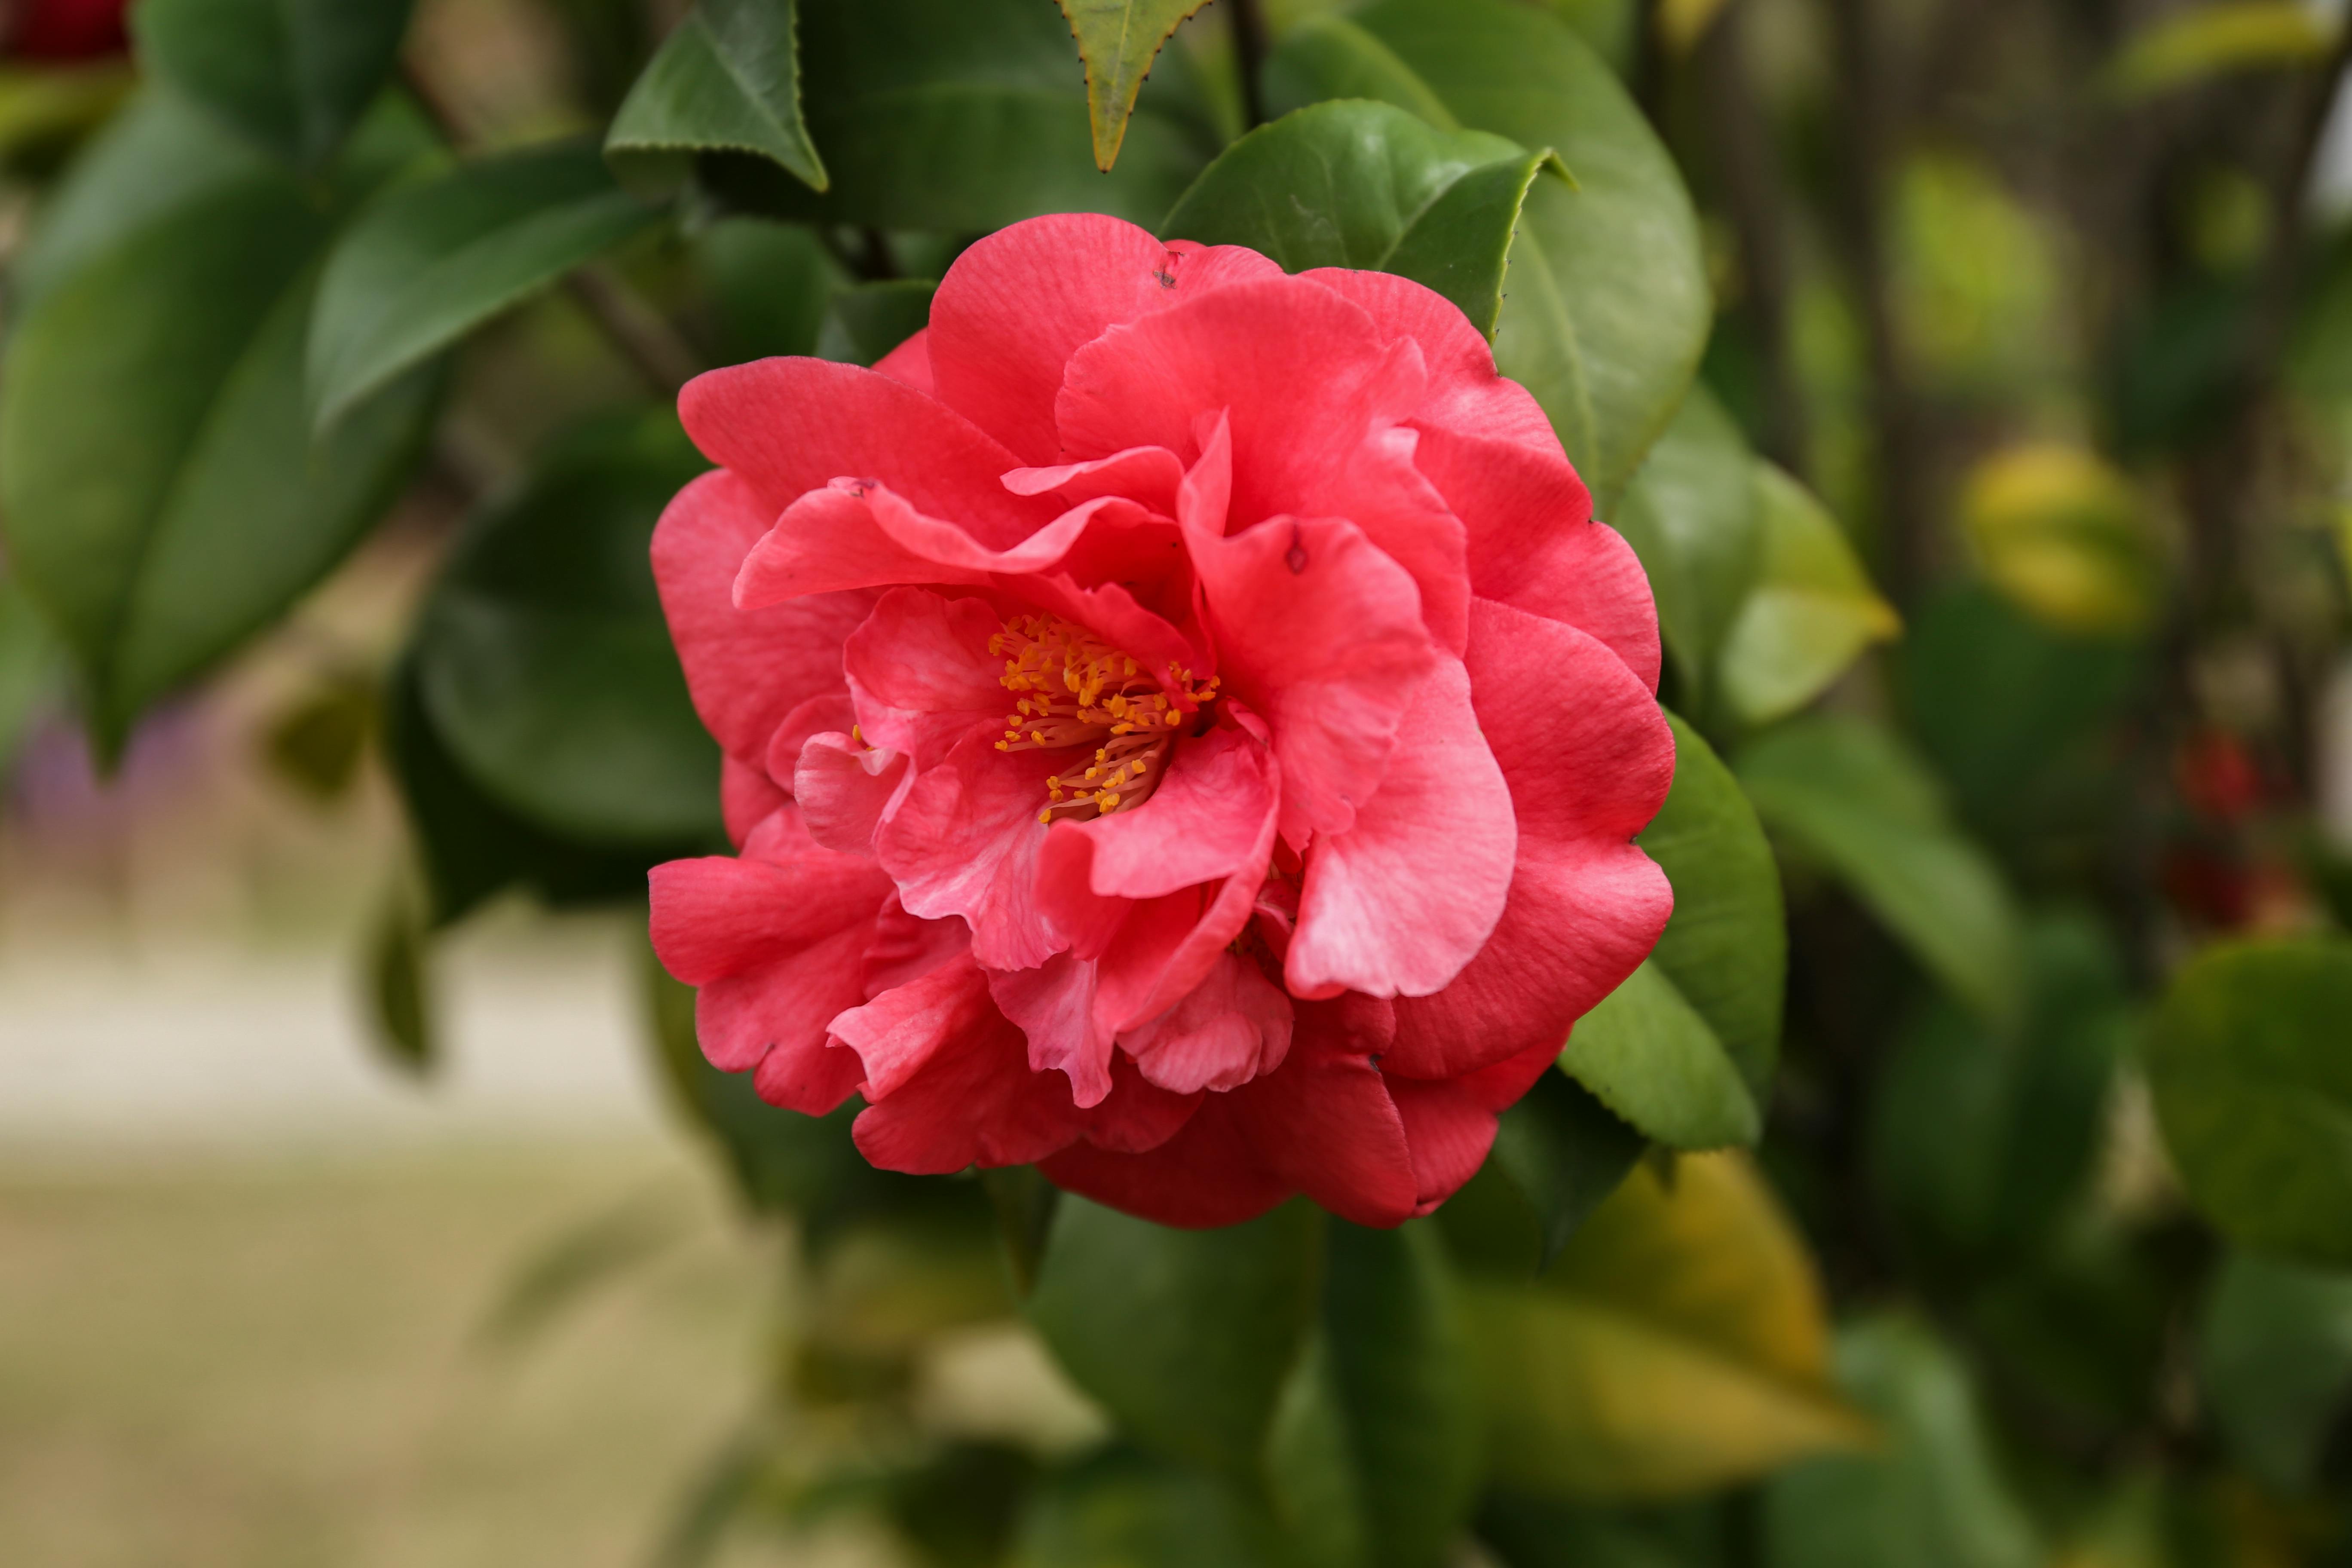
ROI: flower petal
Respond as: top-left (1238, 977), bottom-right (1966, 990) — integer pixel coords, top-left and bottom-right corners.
top-left (793, 730), bottom-right (911, 855)
top-left (989, 950), bottom-right (1113, 1108)
top-left (841, 588), bottom-right (1005, 763)
top-left (720, 753), bottom-right (786, 847)
top-left (734, 479), bottom-right (1108, 608)
top-left (1120, 950), bottom-right (1294, 1095)
top-left (1229, 995), bottom-right (1418, 1228)
top-left (1384, 1041), bottom-right (1560, 1216)
top-left (1286, 653), bottom-right (1515, 999)
top-left (874, 327), bottom-right (933, 394)
top-left (680, 356), bottom-right (1042, 533)
top-left (926, 212), bottom-right (1281, 464)
top-left (1040, 1093), bottom-right (1292, 1228)
top-left (876, 732), bottom-right (1064, 971)
top-left (1302, 266), bottom-right (1559, 451)
top-left (1085, 1049), bottom-right (1204, 1153)
top-left (648, 811), bottom-right (892, 985)
top-left (1386, 600), bottom-right (1675, 1079)
top-left (650, 469), bottom-right (875, 766)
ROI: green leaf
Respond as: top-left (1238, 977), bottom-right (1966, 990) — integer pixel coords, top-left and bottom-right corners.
top-left (1737, 715), bottom-right (2023, 1021)
top-left (2146, 937), bottom-right (2352, 1267)
top-left (1562, 960), bottom-right (1760, 1151)
top-left (133, 0), bottom-right (416, 168)
top-left (719, 0), bottom-right (1216, 233)
top-left (1478, 1495), bottom-right (1730, 1568)
top-left (1563, 714), bottom-right (1783, 1150)
top-left (1455, 1069), bottom-right (1647, 1274)
top-left (361, 883), bottom-right (436, 1077)
top-left (309, 139), bottom-right (663, 430)
top-left (1470, 1153), bottom-right (1870, 1501)
top-left (1310, 0), bottom-right (1711, 509)
top-left (1026, 1196), bottom-right (1322, 1479)
top-left (261, 674), bottom-right (375, 804)
top-left (1763, 1315), bottom-right (2041, 1568)
top-left (1011, 1449), bottom-right (1281, 1568)
top-left (605, 0), bottom-right (828, 195)
top-left (2200, 1250), bottom-right (2352, 1494)
top-left (1869, 914), bottom-right (2127, 1265)
top-left (0, 576), bottom-right (61, 781)
top-left (815, 278), bottom-right (939, 367)
top-left (385, 655), bottom-right (676, 925)
top-left (1641, 715), bottom-right (1785, 1095)
top-left (695, 217), bottom-right (843, 362)
top-left (1056, 0), bottom-right (1214, 171)
top-left (1717, 463), bottom-right (1899, 726)
top-left (1269, 1224), bottom-right (1480, 1568)
top-left (1613, 386), bottom-right (1762, 701)
top-left (411, 408), bottom-right (722, 847)
top-left (0, 92), bottom-right (439, 756)
top-left (1161, 98), bottom-right (1547, 338)
top-left (1262, 18), bottom-right (1460, 128)
top-left (2104, 1), bottom-right (2334, 100)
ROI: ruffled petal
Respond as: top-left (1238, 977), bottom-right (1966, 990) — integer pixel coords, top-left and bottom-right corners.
top-left (841, 588), bottom-right (1006, 764)
top-left (875, 733), bottom-right (1064, 971)
top-left (1041, 1093), bottom-right (1292, 1228)
top-left (926, 212), bottom-right (1282, 464)
top-left (1084, 1047), bottom-right (1204, 1154)
top-left (1120, 950), bottom-right (1294, 1095)
top-left (1229, 995), bottom-right (1418, 1228)
top-left (1287, 653), bottom-right (1515, 999)
top-left (680, 356), bottom-right (1044, 534)
top-left (1383, 1041), bottom-right (1559, 1216)
top-left (1386, 600), bottom-right (1675, 1078)
top-left (874, 328), bottom-right (933, 394)
top-left (720, 754), bottom-right (786, 847)
top-left (734, 479), bottom-right (1109, 608)
top-left (793, 731), bottom-right (911, 855)
top-left (650, 469), bottom-right (874, 765)
top-left (989, 950), bottom-right (1113, 1108)
top-left (1301, 266), bottom-right (1559, 452)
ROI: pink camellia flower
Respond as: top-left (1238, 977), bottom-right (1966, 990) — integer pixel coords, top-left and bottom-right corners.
top-left (648, 213), bottom-right (1675, 1228)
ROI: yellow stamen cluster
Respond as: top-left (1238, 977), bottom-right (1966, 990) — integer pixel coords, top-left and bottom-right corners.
top-left (989, 613), bottom-right (1218, 823)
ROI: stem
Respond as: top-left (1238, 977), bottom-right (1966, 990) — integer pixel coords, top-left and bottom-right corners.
top-left (1698, 0), bottom-right (1808, 473)
top-left (1229, 0), bottom-right (1269, 130)
top-left (1821, 0), bottom-right (1932, 608)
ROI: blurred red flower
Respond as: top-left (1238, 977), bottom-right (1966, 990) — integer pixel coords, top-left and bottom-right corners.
top-left (5, 0), bottom-right (128, 60)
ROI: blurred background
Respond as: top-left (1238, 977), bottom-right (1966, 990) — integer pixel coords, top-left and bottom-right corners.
top-left (11, 0), bottom-right (2352, 1563)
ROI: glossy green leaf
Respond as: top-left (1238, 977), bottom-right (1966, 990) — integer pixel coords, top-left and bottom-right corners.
top-left (1313, 0), bottom-right (1711, 509)
top-left (1011, 1449), bottom-right (1281, 1568)
top-left (2146, 938), bottom-right (2352, 1267)
top-left (0, 94), bottom-right (438, 757)
top-left (1718, 464), bottom-right (1899, 726)
top-left (815, 278), bottom-right (938, 367)
top-left (309, 139), bottom-right (662, 430)
top-left (722, 0), bottom-right (1216, 233)
top-left (1262, 18), bottom-right (1459, 128)
top-left (1027, 1196), bottom-right (1321, 1478)
top-left (694, 217), bottom-right (842, 362)
top-left (1269, 1224), bottom-right (1480, 1568)
top-left (2200, 1251), bottom-right (2352, 1494)
top-left (1471, 1153), bottom-right (1869, 1500)
top-left (1641, 716), bottom-right (1785, 1094)
top-left (133, 0), bottom-right (415, 168)
top-left (412, 409), bottom-right (721, 847)
top-left (1869, 914), bottom-right (2127, 1264)
top-left (386, 657), bottom-right (677, 926)
top-left (605, 0), bottom-right (828, 194)
top-left (1460, 1069), bottom-right (1648, 1273)
top-left (1738, 715), bottom-right (2024, 1021)
top-left (1563, 960), bottom-right (1760, 1151)
top-left (1056, 0), bottom-right (1214, 170)
top-left (1764, 1316), bottom-right (2041, 1568)
top-left (1614, 386), bottom-right (1762, 700)
top-left (1564, 714), bottom-right (1782, 1150)
top-left (1161, 98), bottom-right (1549, 340)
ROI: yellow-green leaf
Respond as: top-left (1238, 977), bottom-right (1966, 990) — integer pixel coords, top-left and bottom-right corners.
top-left (1056, 0), bottom-right (1213, 171)
top-left (1960, 443), bottom-right (2159, 637)
top-left (1718, 463), bottom-right (1899, 726)
top-left (2106, 2), bottom-right (2335, 100)
top-left (1467, 1152), bottom-right (1873, 1501)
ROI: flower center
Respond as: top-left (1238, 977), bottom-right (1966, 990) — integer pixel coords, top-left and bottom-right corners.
top-left (990, 613), bottom-right (1217, 824)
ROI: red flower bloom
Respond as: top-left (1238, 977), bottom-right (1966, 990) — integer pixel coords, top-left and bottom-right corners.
top-left (5, 0), bottom-right (128, 60)
top-left (649, 214), bottom-right (1675, 1228)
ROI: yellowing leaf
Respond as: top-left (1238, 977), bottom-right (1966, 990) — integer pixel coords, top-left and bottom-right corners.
top-left (1718, 464), bottom-right (1899, 725)
top-left (1056, 0), bottom-right (1213, 171)
top-left (1962, 443), bottom-right (2159, 637)
top-left (1467, 1152), bottom-right (1874, 1501)
top-left (1655, 0), bottom-right (1730, 54)
top-left (2106, 2), bottom-right (2334, 100)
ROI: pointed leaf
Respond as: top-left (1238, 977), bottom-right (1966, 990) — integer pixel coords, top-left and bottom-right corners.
top-left (1027, 1196), bottom-right (1321, 1479)
top-left (1614, 385), bottom-right (1763, 699)
top-left (133, 0), bottom-right (416, 169)
top-left (362, 883), bottom-right (437, 1077)
top-left (1482, 1069), bottom-right (1648, 1271)
top-left (1470, 1153), bottom-right (1871, 1500)
top-left (2201, 1251), bottom-right (2352, 1494)
top-left (606, 0), bottom-right (828, 194)
top-left (1718, 463), bottom-right (1900, 725)
top-left (0, 575), bottom-right (61, 781)
top-left (309, 139), bottom-right (663, 430)
top-left (1562, 960), bottom-right (1760, 1151)
top-left (1738, 715), bottom-right (2024, 1021)
top-left (1056, 0), bottom-right (1213, 171)
top-left (1013, 1449), bottom-right (1283, 1567)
